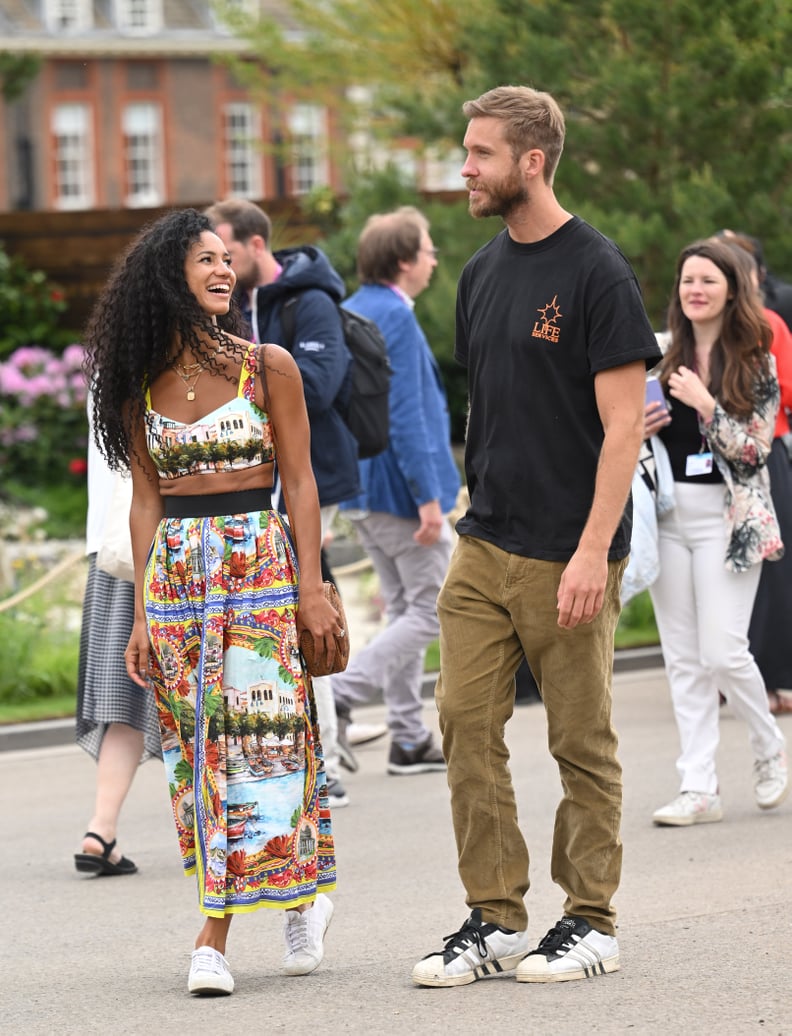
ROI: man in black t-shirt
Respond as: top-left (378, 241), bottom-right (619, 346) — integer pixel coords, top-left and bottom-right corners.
top-left (412, 86), bottom-right (661, 990)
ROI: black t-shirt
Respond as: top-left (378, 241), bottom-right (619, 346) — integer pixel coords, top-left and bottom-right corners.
top-left (455, 216), bottom-right (661, 561)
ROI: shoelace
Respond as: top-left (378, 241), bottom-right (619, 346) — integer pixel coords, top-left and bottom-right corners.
top-left (284, 914), bottom-right (309, 954)
top-left (754, 755), bottom-right (782, 781)
top-left (535, 918), bottom-right (580, 954)
top-left (441, 919), bottom-right (491, 961)
top-left (192, 949), bottom-right (227, 975)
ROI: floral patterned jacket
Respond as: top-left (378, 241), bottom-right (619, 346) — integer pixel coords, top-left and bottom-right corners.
top-left (702, 361), bottom-right (784, 573)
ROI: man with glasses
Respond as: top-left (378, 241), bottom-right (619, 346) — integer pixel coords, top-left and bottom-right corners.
top-left (331, 207), bottom-right (460, 780)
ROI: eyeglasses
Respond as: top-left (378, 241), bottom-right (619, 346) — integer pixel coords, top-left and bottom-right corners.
top-left (420, 247), bottom-right (439, 258)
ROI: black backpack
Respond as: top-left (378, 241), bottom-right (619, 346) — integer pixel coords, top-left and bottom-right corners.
top-left (280, 292), bottom-right (392, 459)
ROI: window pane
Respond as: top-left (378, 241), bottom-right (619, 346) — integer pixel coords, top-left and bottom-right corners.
top-left (223, 103), bottom-right (262, 198)
top-left (116, 0), bottom-right (162, 33)
top-left (52, 103), bottom-right (94, 210)
top-left (45, 0), bottom-right (92, 31)
top-left (289, 104), bottom-right (326, 196)
top-left (123, 102), bottom-right (162, 207)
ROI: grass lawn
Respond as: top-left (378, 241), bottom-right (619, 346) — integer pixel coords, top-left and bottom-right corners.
top-left (0, 693), bottom-right (77, 725)
top-left (0, 561), bottom-right (658, 726)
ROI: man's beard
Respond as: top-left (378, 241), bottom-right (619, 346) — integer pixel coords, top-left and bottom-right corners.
top-left (234, 263), bottom-right (259, 294)
top-left (468, 170), bottom-right (527, 220)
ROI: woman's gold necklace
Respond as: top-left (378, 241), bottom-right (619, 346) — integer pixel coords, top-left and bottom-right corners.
top-left (173, 359), bottom-right (207, 401)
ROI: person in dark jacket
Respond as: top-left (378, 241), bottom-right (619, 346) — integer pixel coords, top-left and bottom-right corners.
top-left (206, 198), bottom-right (359, 807)
top-left (205, 199), bottom-right (359, 507)
top-left (717, 229), bottom-right (792, 330)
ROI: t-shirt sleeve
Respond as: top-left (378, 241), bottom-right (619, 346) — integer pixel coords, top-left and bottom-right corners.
top-left (585, 261), bottom-right (662, 374)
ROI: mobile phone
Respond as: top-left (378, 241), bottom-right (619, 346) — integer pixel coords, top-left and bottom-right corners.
top-left (645, 375), bottom-right (670, 414)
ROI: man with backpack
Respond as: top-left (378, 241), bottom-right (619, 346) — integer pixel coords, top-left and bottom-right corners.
top-left (205, 197), bottom-right (360, 807)
top-left (332, 207), bottom-right (461, 779)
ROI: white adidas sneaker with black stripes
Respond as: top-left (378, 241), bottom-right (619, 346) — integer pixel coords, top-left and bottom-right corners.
top-left (412, 909), bottom-right (530, 987)
top-left (516, 916), bottom-right (619, 983)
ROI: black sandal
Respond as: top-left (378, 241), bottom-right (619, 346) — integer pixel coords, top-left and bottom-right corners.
top-left (74, 831), bottom-right (138, 877)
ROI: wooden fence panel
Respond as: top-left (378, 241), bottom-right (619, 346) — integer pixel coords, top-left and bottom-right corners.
top-left (0, 200), bottom-right (317, 335)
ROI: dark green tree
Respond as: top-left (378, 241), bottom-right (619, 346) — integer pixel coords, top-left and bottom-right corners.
top-left (231, 0), bottom-right (792, 325)
top-left (0, 55), bottom-right (40, 102)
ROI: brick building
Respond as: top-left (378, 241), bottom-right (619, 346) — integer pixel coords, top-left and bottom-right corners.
top-left (0, 0), bottom-right (349, 213)
top-left (0, 0), bottom-right (463, 215)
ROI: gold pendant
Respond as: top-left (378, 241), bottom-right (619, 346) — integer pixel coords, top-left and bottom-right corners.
top-left (187, 389), bottom-right (195, 401)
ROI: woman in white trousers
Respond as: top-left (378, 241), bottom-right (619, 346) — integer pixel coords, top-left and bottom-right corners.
top-left (645, 238), bottom-right (788, 826)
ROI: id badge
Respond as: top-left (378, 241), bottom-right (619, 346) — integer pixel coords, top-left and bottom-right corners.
top-left (685, 451), bottom-right (714, 476)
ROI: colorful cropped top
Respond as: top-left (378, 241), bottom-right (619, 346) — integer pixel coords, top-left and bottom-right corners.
top-left (145, 344), bottom-right (274, 480)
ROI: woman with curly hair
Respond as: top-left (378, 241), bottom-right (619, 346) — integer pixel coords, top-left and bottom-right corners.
top-left (83, 208), bottom-right (340, 995)
top-left (644, 238), bottom-right (788, 827)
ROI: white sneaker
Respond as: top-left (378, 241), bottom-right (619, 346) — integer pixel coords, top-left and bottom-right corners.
top-left (516, 916), bottom-right (619, 983)
top-left (652, 791), bottom-right (723, 826)
top-left (347, 721), bottom-right (388, 746)
top-left (326, 776), bottom-right (350, 808)
top-left (282, 894), bottom-right (334, 975)
top-left (754, 751), bottom-right (789, 810)
top-left (188, 947), bottom-right (234, 995)
top-left (412, 909), bottom-right (530, 987)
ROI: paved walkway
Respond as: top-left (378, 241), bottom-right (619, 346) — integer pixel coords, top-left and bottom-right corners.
top-left (1, 665), bottom-right (790, 1034)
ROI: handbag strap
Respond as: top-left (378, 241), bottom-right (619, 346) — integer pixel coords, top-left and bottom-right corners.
top-left (258, 344), bottom-right (297, 532)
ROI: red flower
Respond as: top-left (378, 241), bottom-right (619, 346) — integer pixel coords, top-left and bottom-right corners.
top-left (68, 457), bottom-right (88, 476)
top-left (227, 849), bottom-right (247, 876)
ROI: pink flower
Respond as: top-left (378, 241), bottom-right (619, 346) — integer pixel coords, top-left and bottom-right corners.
top-left (68, 457), bottom-right (88, 475)
top-left (62, 344), bottom-right (86, 369)
top-left (10, 346), bottom-right (50, 371)
top-left (0, 366), bottom-right (28, 396)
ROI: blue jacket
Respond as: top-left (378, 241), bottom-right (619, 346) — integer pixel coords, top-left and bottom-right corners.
top-left (251, 246), bottom-right (360, 507)
top-left (340, 283), bottom-right (460, 518)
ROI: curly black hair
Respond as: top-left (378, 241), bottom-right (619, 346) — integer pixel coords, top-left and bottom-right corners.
top-left (83, 207), bottom-right (247, 469)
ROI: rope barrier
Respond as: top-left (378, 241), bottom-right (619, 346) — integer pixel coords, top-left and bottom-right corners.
top-left (0, 550), bottom-right (85, 614)
top-left (0, 547), bottom-right (371, 615)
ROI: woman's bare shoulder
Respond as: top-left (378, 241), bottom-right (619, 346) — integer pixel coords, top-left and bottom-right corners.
top-left (258, 342), bottom-right (300, 379)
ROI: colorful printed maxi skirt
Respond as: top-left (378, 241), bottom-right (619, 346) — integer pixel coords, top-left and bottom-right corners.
top-left (144, 504), bottom-right (335, 917)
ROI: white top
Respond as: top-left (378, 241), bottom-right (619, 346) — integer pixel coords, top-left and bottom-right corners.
top-left (85, 406), bottom-right (116, 555)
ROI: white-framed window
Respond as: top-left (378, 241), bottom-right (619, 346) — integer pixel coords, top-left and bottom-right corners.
top-left (223, 103), bottom-right (262, 198)
top-left (44, 0), bottom-right (93, 31)
top-left (288, 104), bottom-right (327, 196)
top-left (52, 103), bottom-right (94, 210)
top-left (122, 102), bottom-right (163, 207)
top-left (114, 0), bottom-right (163, 34)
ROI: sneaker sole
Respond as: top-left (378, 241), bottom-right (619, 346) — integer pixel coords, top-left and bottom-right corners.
top-left (347, 726), bottom-right (388, 746)
top-left (387, 762), bottom-right (447, 776)
top-left (188, 974), bottom-right (234, 995)
top-left (756, 780), bottom-right (790, 810)
top-left (188, 982), bottom-right (234, 996)
top-left (652, 809), bottom-right (723, 826)
top-left (412, 952), bottom-right (526, 988)
top-left (516, 954), bottom-right (620, 984)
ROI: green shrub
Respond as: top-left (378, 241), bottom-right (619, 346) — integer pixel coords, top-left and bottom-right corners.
top-left (615, 591), bottom-right (659, 649)
top-left (0, 592), bottom-right (81, 704)
top-left (0, 245), bottom-right (70, 360)
top-left (1, 479), bottom-right (87, 540)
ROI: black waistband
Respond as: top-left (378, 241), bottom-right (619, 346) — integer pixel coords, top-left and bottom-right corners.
top-left (163, 488), bottom-right (272, 519)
